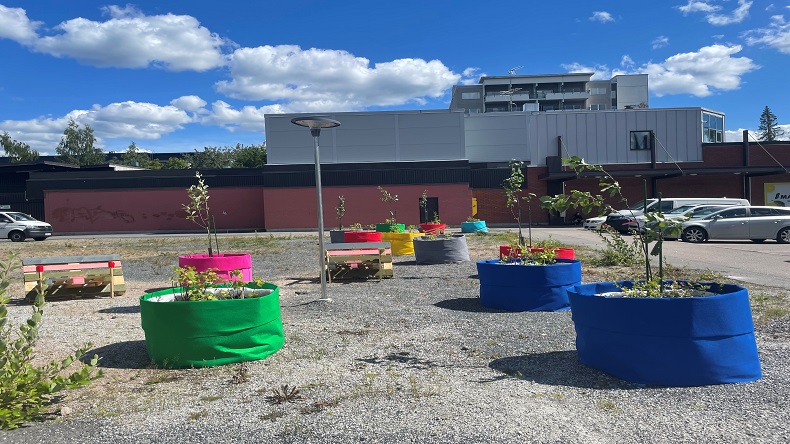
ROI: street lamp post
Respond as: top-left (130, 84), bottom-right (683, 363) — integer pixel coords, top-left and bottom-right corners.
top-left (291, 116), bottom-right (341, 301)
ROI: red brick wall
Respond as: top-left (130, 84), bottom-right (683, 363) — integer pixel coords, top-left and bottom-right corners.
top-left (262, 184), bottom-right (472, 230)
top-left (45, 188), bottom-right (265, 233)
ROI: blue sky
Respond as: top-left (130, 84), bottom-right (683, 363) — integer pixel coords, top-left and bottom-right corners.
top-left (1, 0), bottom-right (789, 155)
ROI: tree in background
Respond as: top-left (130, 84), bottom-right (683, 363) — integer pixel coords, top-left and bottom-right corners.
top-left (109, 142), bottom-right (152, 167)
top-left (56, 119), bottom-right (105, 166)
top-left (757, 106), bottom-right (785, 142)
top-left (230, 143), bottom-right (267, 168)
top-left (182, 146), bottom-right (233, 169)
top-left (0, 132), bottom-right (39, 163)
top-left (163, 157), bottom-right (191, 169)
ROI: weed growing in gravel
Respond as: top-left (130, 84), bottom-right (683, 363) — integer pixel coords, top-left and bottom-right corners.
top-left (596, 399), bottom-right (622, 413)
top-left (231, 362), bottom-right (251, 384)
top-left (144, 373), bottom-right (181, 385)
top-left (267, 385), bottom-right (302, 404)
top-left (0, 253), bottom-right (102, 430)
top-left (188, 409), bottom-right (209, 422)
top-left (300, 399), bottom-right (340, 414)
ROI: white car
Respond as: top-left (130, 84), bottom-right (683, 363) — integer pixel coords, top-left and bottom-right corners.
top-left (0, 211), bottom-right (53, 242)
top-left (583, 216), bottom-right (606, 231)
top-left (620, 204), bottom-right (738, 237)
top-left (681, 206), bottom-right (790, 243)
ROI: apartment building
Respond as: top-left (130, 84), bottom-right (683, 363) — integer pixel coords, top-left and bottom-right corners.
top-left (450, 73), bottom-right (648, 113)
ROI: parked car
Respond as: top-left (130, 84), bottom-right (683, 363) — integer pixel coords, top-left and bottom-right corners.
top-left (0, 211), bottom-right (53, 242)
top-left (583, 216), bottom-right (606, 231)
top-left (681, 206), bottom-right (790, 243)
top-left (621, 204), bottom-right (739, 237)
top-left (606, 198), bottom-right (750, 234)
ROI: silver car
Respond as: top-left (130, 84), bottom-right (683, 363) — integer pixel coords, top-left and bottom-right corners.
top-left (681, 206), bottom-right (790, 243)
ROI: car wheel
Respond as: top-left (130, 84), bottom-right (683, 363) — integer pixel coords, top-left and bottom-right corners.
top-left (777, 227), bottom-right (790, 244)
top-left (750, 239), bottom-right (766, 243)
top-left (682, 227), bottom-right (707, 243)
top-left (9, 231), bottom-right (25, 242)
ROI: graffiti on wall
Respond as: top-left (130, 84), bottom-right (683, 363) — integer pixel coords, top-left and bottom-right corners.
top-left (52, 206), bottom-right (136, 224)
top-left (765, 183), bottom-right (790, 207)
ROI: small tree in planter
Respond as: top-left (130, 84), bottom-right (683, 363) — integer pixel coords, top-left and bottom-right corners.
top-left (539, 156), bottom-right (761, 386)
top-left (418, 190), bottom-right (446, 234)
top-left (183, 171), bottom-right (219, 257)
top-left (329, 196), bottom-right (347, 243)
top-left (179, 172), bottom-right (252, 281)
top-left (376, 186), bottom-right (404, 232)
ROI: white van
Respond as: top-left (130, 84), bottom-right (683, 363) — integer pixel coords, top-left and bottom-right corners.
top-left (0, 211), bottom-right (53, 242)
top-left (605, 198), bottom-right (749, 234)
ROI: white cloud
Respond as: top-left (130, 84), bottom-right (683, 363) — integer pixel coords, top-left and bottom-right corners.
top-left (0, 5), bottom-right (41, 42)
top-left (621, 55), bottom-right (635, 67)
top-left (590, 11), bottom-right (615, 23)
top-left (171, 96), bottom-right (208, 113)
top-left (215, 45), bottom-right (461, 110)
top-left (652, 36), bottom-right (669, 49)
top-left (644, 44), bottom-right (758, 96)
top-left (563, 44), bottom-right (758, 97)
top-left (197, 101), bottom-right (274, 132)
top-left (677, 1), bottom-right (721, 14)
top-left (28, 7), bottom-right (228, 71)
top-left (677, 0), bottom-right (752, 25)
top-left (0, 101), bottom-right (193, 152)
top-left (725, 126), bottom-right (790, 142)
top-left (743, 14), bottom-right (790, 54)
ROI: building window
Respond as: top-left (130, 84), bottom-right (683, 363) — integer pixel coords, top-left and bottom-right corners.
top-left (589, 104), bottom-right (606, 110)
top-left (702, 112), bottom-right (724, 143)
top-left (461, 92), bottom-right (480, 100)
top-left (590, 87), bottom-right (607, 95)
top-left (630, 131), bottom-right (653, 150)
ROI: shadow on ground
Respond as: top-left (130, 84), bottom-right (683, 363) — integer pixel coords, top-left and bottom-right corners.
top-left (434, 297), bottom-right (509, 313)
top-left (488, 351), bottom-right (635, 389)
top-left (87, 340), bottom-right (151, 369)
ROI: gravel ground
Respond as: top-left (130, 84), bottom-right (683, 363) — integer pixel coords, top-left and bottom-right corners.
top-left (1, 233), bottom-right (789, 443)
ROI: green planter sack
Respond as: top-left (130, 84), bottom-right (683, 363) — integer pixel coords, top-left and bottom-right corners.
top-left (140, 282), bottom-right (284, 368)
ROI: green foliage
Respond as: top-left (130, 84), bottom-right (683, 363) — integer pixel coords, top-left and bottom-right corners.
top-left (182, 146), bottom-right (233, 169)
top-left (0, 254), bottom-right (102, 430)
top-left (419, 190), bottom-right (428, 222)
top-left (589, 226), bottom-right (644, 267)
top-left (540, 155), bottom-right (690, 296)
top-left (183, 172), bottom-right (218, 256)
top-left (757, 106), bottom-right (785, 142)
top-left (56, 119), bottom-right (105, 166)
top-left (163, 157), bottom-right (192, 169)
top-left (335, 196), bottom-right (346, 230)
top-left (618, 280), bottom-right (712, 298)
top-left (108, 142), bottom-right (152, 168)
top-left (378, 186), bottom-right (399, 226)
top-left (0, 132), bottom-right (39, 163)
top-left (170, 266), bottom-right (265, 301)
top-left (431, 212), bottom-right (441, 224)
top-left (503, 160), bottom-right (535, 244)
top-left (230, 143), bottom-right (267, 168)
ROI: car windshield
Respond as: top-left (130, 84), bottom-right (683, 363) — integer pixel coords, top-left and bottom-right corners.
top-left (689, 206), bottom-right (729, 217)
top-left (627, 199), bottom-right (656, 211)
top-left (665, 205), bottom-right (697, 215)
top-left (6, 212), bottom-right (37, 221)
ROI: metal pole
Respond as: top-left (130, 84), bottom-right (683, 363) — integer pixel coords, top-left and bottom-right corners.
top-left (312, 130), bottom-right (329, 301)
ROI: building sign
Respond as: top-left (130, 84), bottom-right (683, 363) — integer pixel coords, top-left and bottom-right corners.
top-left (765, 183), bottom-right (790, 207)
top-left (0, 205), bottom-right (10, 210)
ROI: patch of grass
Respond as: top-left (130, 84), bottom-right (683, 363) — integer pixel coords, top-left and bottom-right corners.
top-left (260, 410), bottom-right (286, 422)
top-left (188, 409), bottom-right (209, 422)
top-left (596, 399), bottom-right (622, 413)
top-left (751, 290), bottom-right (790, 326)
top-left (144, 373), bottom-right (181, 385)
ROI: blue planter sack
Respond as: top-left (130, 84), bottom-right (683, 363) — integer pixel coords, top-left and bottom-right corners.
top-left (461, 221), bottom-right (488, 233)
top-left (477, 259), bottom-right (581, 312)
top-left (568, 281), bottom-right (762, 386)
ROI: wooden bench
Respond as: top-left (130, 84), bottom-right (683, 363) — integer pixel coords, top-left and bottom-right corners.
top-left (324, 242), bottom-right (393, 282)
top-left (22, 254), bottom-right (126, 301)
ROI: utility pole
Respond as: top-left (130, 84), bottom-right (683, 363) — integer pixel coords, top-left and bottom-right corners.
top-left (500, 66), bottom-right (523, 112)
